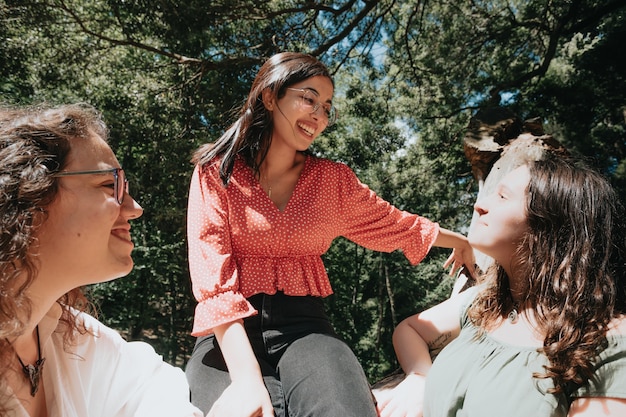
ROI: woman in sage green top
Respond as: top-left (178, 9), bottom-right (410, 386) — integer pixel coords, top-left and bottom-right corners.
top-left (375, 156), bottom-right (626, 417)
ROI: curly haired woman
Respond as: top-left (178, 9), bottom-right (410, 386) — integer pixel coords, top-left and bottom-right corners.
top-left (0, 103), bottom-right (201, 417)
top-left (377, 156), bottom-right (626, 417)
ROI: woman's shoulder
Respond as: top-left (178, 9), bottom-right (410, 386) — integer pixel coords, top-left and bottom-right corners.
top-left (70, 311), bottom-right (166, 360)
top-left (194, 155), bottom-right (251, 187)
top-left (73, 310), bottom-right (126, 343)
top-left (196, 156), bottom-right (225, 175)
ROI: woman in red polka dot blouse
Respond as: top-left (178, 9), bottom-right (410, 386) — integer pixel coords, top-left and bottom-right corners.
top-left (185, 52), bottom-right (475, 417)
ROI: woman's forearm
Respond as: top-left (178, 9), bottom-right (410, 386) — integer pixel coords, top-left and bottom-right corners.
top-left (433, 227), bottom-right (469, 249)
top-left (213, 320), bottom-right (264, 383)
top-left (392, 320), bottom-right (433, 376)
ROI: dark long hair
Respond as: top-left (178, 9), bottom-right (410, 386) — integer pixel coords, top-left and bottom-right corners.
top-left (469, 156), bottom-right (626, 394)
top-left (0, 103), bottom-right (104, 412)
top-left (192, 52), bottom-right (333, 185)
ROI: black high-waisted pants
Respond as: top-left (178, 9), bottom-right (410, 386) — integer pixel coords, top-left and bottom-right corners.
top-left (185, 292), bottom-right (378, 417)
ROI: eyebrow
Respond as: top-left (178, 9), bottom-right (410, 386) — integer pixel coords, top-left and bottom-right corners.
top-left (300, 86), bottom-right (333, 104)
top-left (495, 184), bottom-right (511, 194)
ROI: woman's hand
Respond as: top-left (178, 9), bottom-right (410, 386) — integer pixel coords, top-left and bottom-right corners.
top-left (207, 379), bottom-right (274, 417)
top-left (443, 238), bottom-right (475, 277)
top-left (373, 374), bottom-right (426, 417)
top-left (434, 228), bottom-right (476, 277)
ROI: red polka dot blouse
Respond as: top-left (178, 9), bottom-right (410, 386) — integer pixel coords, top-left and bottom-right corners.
top-left (187, 155), bottom-right (440, 336)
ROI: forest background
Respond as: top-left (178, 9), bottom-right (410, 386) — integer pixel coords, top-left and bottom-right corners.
top-left (1, 0), bottom-right (625, 383)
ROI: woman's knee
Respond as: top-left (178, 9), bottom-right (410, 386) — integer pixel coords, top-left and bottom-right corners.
top-left (278, 334), bottom-right (377, 416)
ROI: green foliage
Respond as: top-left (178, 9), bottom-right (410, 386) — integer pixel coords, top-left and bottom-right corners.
top-left (522, 12), bottom-right (626, 194)
top-left (1, 0), bottom-right (625, 384)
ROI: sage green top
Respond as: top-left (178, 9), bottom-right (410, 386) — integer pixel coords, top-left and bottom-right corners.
top-left (423, 288), bottom-right (626, 417)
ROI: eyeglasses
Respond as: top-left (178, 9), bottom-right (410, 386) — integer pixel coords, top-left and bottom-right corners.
top-left (286, 88), bottom-right (338, 127)
top-left (53, 168), bottom-right (128, 205)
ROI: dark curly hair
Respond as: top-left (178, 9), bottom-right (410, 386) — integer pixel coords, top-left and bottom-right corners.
top-left (468, 156), bottom-right (626, 395)
top-left (192, 52), bottom-right (333, 184)
top-left (0, 102), bottom-right (107, 411)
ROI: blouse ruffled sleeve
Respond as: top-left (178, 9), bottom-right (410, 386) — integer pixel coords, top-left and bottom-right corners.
top-left (334, 162), bottom-right (440, 265)
top-left (187, 163), bottom-right (256, 336)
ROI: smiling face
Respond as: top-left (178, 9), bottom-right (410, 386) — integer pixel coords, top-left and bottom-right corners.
top-left (34, 130), bottom-right (143, 293)
top-left (267, 75), bottom-right (334, 151)
top-left (468, 165), bottom-right (530, 271)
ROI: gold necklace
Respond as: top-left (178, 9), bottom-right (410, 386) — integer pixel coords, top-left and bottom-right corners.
top-left (261, 173), bottom-right (273, 198)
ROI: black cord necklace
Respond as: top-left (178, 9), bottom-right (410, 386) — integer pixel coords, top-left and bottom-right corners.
top-left (11, 326), bottom-right (46, 397)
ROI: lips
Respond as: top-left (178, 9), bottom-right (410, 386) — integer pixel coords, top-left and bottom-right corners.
top-left (297, 122), bottom-right (315, 136)
top-left (111, 227), bottom-right (133, 243)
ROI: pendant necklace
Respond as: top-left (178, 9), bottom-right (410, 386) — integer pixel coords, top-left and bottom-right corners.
top-left (508, 303), bottom-right (520, 324)
top-left (262, 173), bottom-right (273, 199)
top-left (10, 326), bottom-right (46, 397)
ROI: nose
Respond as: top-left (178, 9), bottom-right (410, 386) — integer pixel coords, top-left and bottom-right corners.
top-left (123, 192), bottom-right (143, 219)
top-left (474, 199), bottom-right (487, 215)
top-left (310, 104), bottom-right (329, 125)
